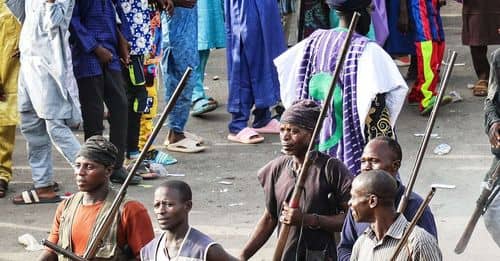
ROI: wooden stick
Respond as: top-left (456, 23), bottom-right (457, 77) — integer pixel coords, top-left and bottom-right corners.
top-left (272, 13), bottom-right (360, 261)
top-left (391, 187), bottom-right (437, 261)
top-left (44, 68), bottom-right (192, 261)
top-left (396, 51), bottom-right (457, 214)
top-left (42, 239), bottom-right (86, 261)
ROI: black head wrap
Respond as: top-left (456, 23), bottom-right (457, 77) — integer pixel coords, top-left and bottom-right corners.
top-left (326, 0), bottom-right (372, 11)
top-left (281, 100), bottom-right (321, 131)
top-left (77, 135), bottom-right (118, 167)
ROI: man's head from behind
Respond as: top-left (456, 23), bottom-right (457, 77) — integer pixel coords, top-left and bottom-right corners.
top-left (361, 136), bottom-right (402, 176)
top-left (348, 169), bottom-right (398, 223)
top-left (154, 180), bottom-right (193, 231)
top-left (326, 0), bottom-right (372, 35)
top-left (74, 135), bottom-right (118, 192)
top-left (280, 100), bottom-right (320, 156)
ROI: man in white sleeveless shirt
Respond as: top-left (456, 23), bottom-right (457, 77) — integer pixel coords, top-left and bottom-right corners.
top-left (141, 180), bottom-right (237, 261)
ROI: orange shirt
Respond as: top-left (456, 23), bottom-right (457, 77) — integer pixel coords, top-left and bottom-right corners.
top-left (47, 199), bottom-right (154, 258)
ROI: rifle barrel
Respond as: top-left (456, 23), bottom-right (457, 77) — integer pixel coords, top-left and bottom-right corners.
top-left (272, 12), bottom-right (360, 261)
top-left (397, 51), bottom-right (457, 214)
top-left (42, 239), bottom-right (87, 261)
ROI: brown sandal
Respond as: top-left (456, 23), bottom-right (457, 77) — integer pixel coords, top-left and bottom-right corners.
top-left (0, 180), bottom-right (8, 198)
top-left (472, 80), bottom-right (488, 97)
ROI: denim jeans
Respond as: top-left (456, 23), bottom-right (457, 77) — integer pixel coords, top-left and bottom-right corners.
top-left (161, 48), bottom-right (198, 133)
top-left (20, 111), bottom-right (80, 188)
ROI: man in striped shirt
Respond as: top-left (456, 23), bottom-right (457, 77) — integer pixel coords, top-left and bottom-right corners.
top-left (349, 170), bottom-right (442, 261)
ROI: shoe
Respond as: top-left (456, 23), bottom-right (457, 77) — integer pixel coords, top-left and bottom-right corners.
top-left (420, 95), bottom-right (453, 116)
top-left (110, 167), bottom-right (142, 185)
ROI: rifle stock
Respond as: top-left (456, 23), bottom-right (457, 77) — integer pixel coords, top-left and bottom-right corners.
top-left (44, 68), bottom-right (193, 261)
top-left (454, 160), bottom-right (500, 254)
top-left (271, 13), bottom-right (360, 261)
top-left (397, 51), bottom-right (457, 214)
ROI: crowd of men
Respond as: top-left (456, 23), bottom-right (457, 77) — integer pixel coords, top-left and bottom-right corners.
top-left (0, 0), bottom-right (499, 260)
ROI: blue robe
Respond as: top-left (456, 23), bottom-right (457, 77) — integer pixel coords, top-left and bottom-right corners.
top-left (224, 0), bottom-right (286, 113)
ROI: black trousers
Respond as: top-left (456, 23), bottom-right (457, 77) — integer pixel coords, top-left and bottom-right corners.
top-left (77, 67), bottom-right (128, 169)
top-left (123, 55), bottom-right (148, 155)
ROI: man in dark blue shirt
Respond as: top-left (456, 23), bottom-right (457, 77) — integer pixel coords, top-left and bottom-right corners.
top-left (337, 136), bottom-right (438, 260)
top-left (69, 0), bottom-right (141, 184)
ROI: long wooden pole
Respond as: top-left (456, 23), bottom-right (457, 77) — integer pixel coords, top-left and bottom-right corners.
top-left (44, 67), bottom-right (193, 260)
top-left (272, 13), bottom-right (360, 261)
top-left (396, 51), bottom-right (457, 214)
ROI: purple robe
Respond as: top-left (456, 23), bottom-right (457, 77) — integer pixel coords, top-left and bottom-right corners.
top-left (297, 28), bottom-right (369, 175)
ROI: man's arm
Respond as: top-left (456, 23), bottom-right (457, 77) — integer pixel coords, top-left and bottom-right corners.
top-left (69, 2), bottom-right (98, 54)
top-left (239, 209), bottom-right (277, 260)
top-left (206, 244), bottom-right (239, 261)
top-left (37, 201), bottom-right (66, 261)
top-left (122, 201), bottom-right (155, 259)
top-left (337, 210), bottom-right (363, 261)
top-left (485, 50), bottom-right (500, 149)
top-left (114, 0), bottom-right (133, 42)
top-left (413, 233), bottom-right (443, 261)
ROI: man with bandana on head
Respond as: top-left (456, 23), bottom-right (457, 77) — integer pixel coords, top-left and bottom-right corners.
top-left (239, 100), bottom-right (353, 260)
top-left (275, 0), bottom-right (408, 176)
top-left (38, 136), bottom-right (154, 261)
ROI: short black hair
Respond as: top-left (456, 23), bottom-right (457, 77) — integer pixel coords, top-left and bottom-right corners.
top-left (158, 180), bottom-right (192, 202)
top-left (371, 136), bottom-right (403, 162)
top-left (356, 169), bottom-right (398, 207)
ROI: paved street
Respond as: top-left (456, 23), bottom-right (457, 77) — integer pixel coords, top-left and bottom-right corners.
top-left (1, 1), bottom-right (499, 260)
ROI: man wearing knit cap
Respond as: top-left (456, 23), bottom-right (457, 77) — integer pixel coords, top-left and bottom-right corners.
top-left (275, 0), bottom-right (408, 176)
top-left (239, 100), bottom-right (353, 260)
top-left (38, 135), bottom-right (154, 261)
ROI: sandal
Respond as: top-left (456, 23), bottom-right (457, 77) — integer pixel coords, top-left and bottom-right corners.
top-left (166, 137), bottom-right (206, 153)
top-left (472, 80), bottom-right (488, 97)
top-left (227, 127), bottom-right (265, 144)
top-left (0, 180), bottom-right (8, 198)
top-left (191, 97), bottom-right (218, 116)
top-left (30, 181), bottom-right (60, 192)
top-left (12, 189), bottom-right (62, 205)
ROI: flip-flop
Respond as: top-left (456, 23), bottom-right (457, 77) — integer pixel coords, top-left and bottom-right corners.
top-left (163, 131), bottom-right (204, 146)
top-left (12, 190), bottom-right (62, 205)
top-left (253, 119), bottom-right (281, 134)
top-left (167, 137), bottom-right (206, 153)
top-left (191, 97), bottom-right (218, 116)
top-left (472, 80), bottom-right (488, 97)
top-left (147, 149), bottom-right (177, 165)
top-left (227, 127), bottom-right (265, 144)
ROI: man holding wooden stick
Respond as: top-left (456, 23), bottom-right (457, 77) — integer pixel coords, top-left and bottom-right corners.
top-left (239, 100), bottom-right (353, 260)
top-left (483, 48), bottom-right (500, 247)
top-left (337, 137), bottom-right (437, 260)
top-left (349, 170), bottom-right (441, 260)
top-left (38, 136), bottom-right (154, 261)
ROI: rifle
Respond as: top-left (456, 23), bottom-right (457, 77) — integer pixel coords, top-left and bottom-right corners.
top-left (272, 12), bottom-right (360, 261)
top-left (396, 51), bottom-right (457, 214)
top-left (454, 159), bottom-right (500, 254)
top-left (391, 184), bottom-right (455, 261)
top-left (43, 67), bottom-right (193, 260)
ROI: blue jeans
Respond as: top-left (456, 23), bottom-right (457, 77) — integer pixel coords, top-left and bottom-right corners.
top-left (20, 111), bottom-right (80, 188)
top-left (161, 49), bottom-right (198, 133)
top-left (192, 49), bottom-right (210, 102)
